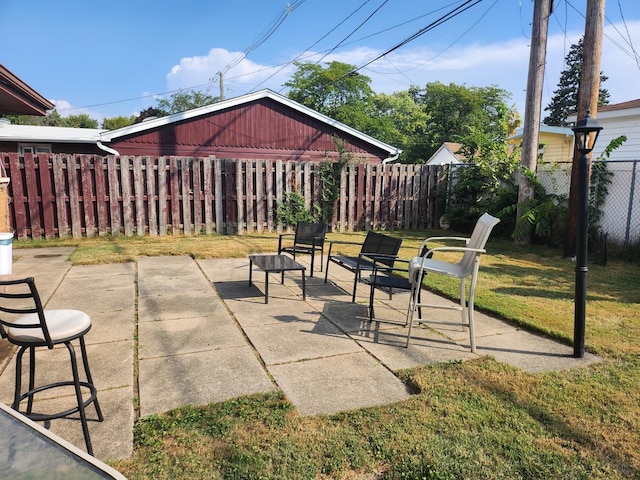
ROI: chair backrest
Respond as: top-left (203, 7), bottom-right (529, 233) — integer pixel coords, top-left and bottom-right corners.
top-left (458, 213), bottom-right (500, 276)
top-left (360, 231), bottom-right (402, 267)
top-left (293, 222), bottom-right (327, 247)
top-left (0, 277), bottom-right (52, 347)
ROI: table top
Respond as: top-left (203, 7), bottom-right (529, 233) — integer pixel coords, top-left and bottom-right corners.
top-left (0, 402), bottom-right (126, 479)
top-left (249, 254), bottom-right (306, 273)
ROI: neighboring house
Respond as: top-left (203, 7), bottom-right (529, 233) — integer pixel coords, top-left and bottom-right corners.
top-left (1, 89), bottom-right (400, 163)
top-left (426, 142), bottom-right (465, 165)
top-left (0, 123), bottom-right (107, 155)
top-left (509, 125), bottom-right (575, 163)
top-left (568, 99), bottom-right (640, 160)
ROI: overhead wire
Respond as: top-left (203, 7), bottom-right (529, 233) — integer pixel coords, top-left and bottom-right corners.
top-left (345, 0), bottom-right (485, 77)
top-left (249, 0), bottom-right (374, 93)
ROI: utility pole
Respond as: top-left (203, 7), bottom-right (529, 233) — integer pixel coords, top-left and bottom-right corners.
top-left (219, 71), bottom-right (225, 100)
top-left (564, 0), bottom-right (606, 257)
top-left (517, 0), bottom-right (553, 243)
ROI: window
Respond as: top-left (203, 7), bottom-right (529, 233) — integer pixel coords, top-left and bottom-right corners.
top-left (18, 144), bottom-right (52, 156)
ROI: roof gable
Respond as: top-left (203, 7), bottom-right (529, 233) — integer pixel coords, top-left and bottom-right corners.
top-left (99, 89), bottom-right (399, 156)
top-left (0, 64), bottom-right (54, 116)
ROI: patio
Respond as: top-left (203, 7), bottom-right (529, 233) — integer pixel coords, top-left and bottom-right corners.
top-left (0, 248), bottom-right (599, 461)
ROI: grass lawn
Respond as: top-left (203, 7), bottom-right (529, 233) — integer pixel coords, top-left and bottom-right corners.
top-left (16, 231), bottom-right (640, 479)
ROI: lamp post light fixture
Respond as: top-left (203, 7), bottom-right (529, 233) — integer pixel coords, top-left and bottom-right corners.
top-left (571, 110), bottom-right (602, 358)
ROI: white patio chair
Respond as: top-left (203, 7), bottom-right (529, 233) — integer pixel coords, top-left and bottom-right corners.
top-left (405, 213), bottom-right (500, 352)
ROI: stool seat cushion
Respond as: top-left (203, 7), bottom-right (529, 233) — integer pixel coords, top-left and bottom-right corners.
top-left (6, 310), bottom-right (91, 344)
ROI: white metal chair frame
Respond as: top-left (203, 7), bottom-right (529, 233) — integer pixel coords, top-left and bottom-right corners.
top-left (405, 213), bottom-right (500, 353)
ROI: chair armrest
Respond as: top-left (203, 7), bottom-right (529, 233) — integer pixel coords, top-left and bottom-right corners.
top-left (326, 239), bottom-right (363, 258)
top-left (278, 233), bottom-right (294, 253)
top-left (425, 236), bottom-right (470, 245)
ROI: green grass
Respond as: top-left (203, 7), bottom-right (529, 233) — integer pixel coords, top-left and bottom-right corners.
top-left (15, 231), bottom-right (640, 479)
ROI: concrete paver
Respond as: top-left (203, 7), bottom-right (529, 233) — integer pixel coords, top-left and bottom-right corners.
top-left (0, 248), bottom-right (601, 466)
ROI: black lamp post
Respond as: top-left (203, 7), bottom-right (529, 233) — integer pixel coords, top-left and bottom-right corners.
top-left (571, 110), bottom-right (602, 358)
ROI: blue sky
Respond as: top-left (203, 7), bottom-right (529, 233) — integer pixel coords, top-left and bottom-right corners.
top-left (2, 0), bottom-right (639, 121)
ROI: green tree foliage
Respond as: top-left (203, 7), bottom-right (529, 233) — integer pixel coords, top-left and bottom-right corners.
top-left (102, 115), bottom-right (135, 130)
top-left (370, 91), bottom-right (429, 160)
top-left (407, 82), bottom-right (519, 163)
top-left (63, 113), bottom-right (99, 128)
top-left (284, 61), bottom-right (377, 134)
top-left (156, 89), bottom-right (219, 116)
top-left (6, 110), bottom-right (100, 128)
top-left (543, 37), bottom-right (610, 127)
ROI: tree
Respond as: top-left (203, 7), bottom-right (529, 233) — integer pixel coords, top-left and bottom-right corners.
top-left (156, 89), bottom-right (219, 116)
top-left (63, 113), bottom-right (99, 129)
top-left (284, 61), bottom-right (377, 134)
top-left (543, 38), bottom-right (609, 126)
top-left (407, 82), bottom-right (519, 162)
top-left (369, 91), bottom-right (429, 161)
top-left (102, 115), bottom-right (136, 130)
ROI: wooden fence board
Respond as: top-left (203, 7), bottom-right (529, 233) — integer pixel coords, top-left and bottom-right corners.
top-left (133, 157), bottom-right (145, 236)
top-left (193, 158), bottom-right (202, 235)
top-left (203, 157), bottom-right (213, 235)
top-left (107, 156), bottom-right (120, 236)
top-left (255, 160), bottom-right (264, 233)
top-left (37, 154), bottom-right (55, 238)
top-left (157, 157), bottom-right (168, 235)
top-left (94, 156), bottom-right (108, 236)
top-left (23, 154), bottom-right (42, 238)
top-left (146, 157), bottom-right (158, 236)
top-left (121, 156), bottom-right (133, 237)
top-left (214, 158), bottom-right (224, 234)
top-left (169, 157), bottom-right (180, 235)
top-left (236, 159), bottom-right (244, 235)
top-left (52, 155), bottom-right (68, 238)
top-left (245, 160), bottom-right (254, 233)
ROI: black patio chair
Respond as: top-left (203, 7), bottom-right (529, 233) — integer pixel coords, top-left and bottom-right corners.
top-left (278, 222), bottom-right (328, 277)
top-left (324, 231), bottom-right (402, 302)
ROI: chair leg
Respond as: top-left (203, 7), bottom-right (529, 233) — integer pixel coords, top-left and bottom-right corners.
top-left (66, 341), bottom-right (94, 456)
top-left (351, 271), bottom-right (359, 303)
top-left (79, 336), bottom-right (103, 421)
top-left (27, 346), bottom-right (36, 414)
top-left (310, 252), bottom-right (315, 278)
top-left (13, 346), bottom-right (27, 412)
top-left (467, 275), bottom-right (479, 354)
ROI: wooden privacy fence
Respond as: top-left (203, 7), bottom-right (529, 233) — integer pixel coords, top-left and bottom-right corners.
top-left (1, 153), bottom-right (443, 240)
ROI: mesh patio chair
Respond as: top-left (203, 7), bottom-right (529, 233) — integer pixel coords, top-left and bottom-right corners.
top-left (278, 222), bottom-right (328, 277)
top-left (405, 213), bottom-right (500, 353)
top-left (324, 231), bottom-right (402, 302)
top-left (0, 277), bottom-right (103, 455)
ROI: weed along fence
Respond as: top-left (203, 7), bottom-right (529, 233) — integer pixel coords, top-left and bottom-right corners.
top-left (1, 153), bottom-right (442, 240)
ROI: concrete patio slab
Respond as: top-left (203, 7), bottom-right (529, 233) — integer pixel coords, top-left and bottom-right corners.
top-left (138, 345), bottom-right (273, 417)
top-left (242, 315), bottom-right (363, 366)
top-left (138, 316), bottom-right (246, 358)
top-left (269, 351), bottom-right (412, 415)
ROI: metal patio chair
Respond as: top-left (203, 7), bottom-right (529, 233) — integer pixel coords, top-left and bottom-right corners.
top-left (324, 231), bottom-right (402, 302)
top-left (278, 222), bottom-right (328, 277)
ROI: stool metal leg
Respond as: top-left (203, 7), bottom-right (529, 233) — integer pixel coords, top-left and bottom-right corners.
top-left (66, 341), bottom-right (94, 455)
top-left (79, 336), bottom-right (103, 421)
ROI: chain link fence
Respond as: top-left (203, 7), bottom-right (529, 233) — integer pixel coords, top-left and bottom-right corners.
top-left (538, 159), bottom-right (640, 251)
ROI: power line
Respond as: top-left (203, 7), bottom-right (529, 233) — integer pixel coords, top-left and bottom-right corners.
top-left (346, 0), bottom-right (485, 77)
top-left (250, 0), bottom-right (374, 93)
